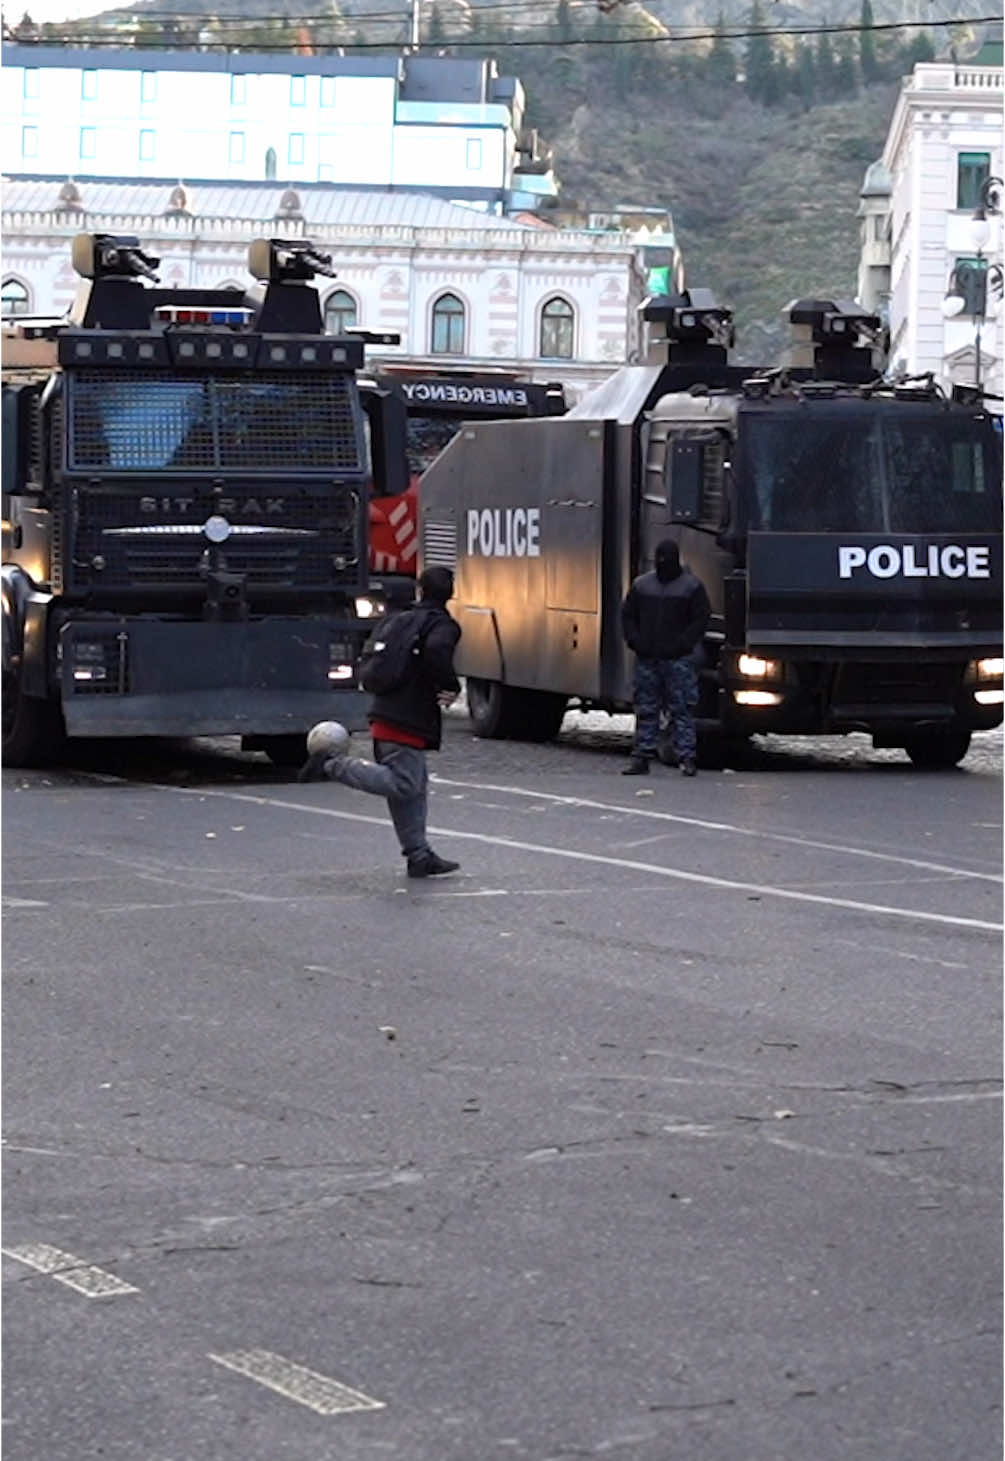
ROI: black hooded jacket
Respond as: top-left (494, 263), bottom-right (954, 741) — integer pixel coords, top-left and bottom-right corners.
top-left (621, 543), bottom-right (711, 662)
top-left (367, 601), bottom-right (461, 750)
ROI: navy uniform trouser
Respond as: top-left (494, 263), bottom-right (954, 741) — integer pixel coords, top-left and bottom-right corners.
top-left (632, 657), bottom-right (699, 761)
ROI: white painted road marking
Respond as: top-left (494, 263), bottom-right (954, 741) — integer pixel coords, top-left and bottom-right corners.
top-left (3, 1242), bottom-right (139, 1297)
top-left (431, 776), bottom-right (1003, 884)
top-left (135, 784), bottom-right (1002, 932)
top-left (2, 895), bottom-right (49, 908)
top-left (209, 1349), bottom-right (385, 1415)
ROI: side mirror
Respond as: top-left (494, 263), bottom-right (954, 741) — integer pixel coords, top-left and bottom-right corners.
top-left (666, 437), bottom-right (702, 522)
top-left (359, 384), bottom-right (409, 499)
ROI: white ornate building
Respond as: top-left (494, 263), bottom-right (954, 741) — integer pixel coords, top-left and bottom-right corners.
top-left (867, 54), bottom-right (1003, 402)
top-left (1, 177), bottom-right (649, 399)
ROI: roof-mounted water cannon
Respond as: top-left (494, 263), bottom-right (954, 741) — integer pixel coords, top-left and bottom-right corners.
top-left (640, 288), bottom-right (735, 366)
top-left (785, 297), bottom-right (885, 382)
top-left (71, 232), bottom-right (161, 284)
top-left (247, 238), bottom-right (337, 284)
top-left (246, 237), bottom-right (336, 334)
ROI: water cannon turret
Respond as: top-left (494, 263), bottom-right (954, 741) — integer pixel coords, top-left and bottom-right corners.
top-left (785, 297), bottom-right (885, 382)
top-left (246, 237), bottom-right (335, 333)
top-left (247, 238), bottom-right (337, 284)
top-left (72, 232), bottom-right (161, 284)
top-left (640, 288), bottom-right (735, 366)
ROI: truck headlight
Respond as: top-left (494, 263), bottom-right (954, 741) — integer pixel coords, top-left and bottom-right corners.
top-left (975, 657), bottom-right (1004, 680)
top-left (738, 654), bottom-right (782, 679)
top-left (734, 689), bottom-right (783, 707)
top-left (355, 597), bottom-right (385, 619)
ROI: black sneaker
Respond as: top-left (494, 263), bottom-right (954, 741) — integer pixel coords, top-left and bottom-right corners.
top-left (680, 759), bottom-right (697, 777)
top-left (407, 851), bottom-right (460, 878)
top-left (297, 750), bottom-right (331, 783)
top-left (622, 755), bottom-right (650, 776)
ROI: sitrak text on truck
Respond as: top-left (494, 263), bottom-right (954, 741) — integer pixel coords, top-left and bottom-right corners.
top-left (419, 292), bottom-right (1002, 766)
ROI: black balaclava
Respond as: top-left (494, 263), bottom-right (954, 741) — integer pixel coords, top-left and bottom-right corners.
top-left (654, 539), bottom-right (682, 583)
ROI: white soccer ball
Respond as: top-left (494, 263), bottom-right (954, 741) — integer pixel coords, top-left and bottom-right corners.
top-left (306, 720), bottom-right (350, 757)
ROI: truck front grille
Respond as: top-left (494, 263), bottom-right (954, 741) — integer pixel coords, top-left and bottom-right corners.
top-left (832, 661), bottom-right (961, 708)
top-left (70, 490), bottom-right (359, 590)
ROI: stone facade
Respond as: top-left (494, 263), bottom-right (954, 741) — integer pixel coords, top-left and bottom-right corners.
top-left (1, 178), bottom-right (649, 400)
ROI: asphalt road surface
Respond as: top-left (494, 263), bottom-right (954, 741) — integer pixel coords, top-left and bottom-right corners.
top-left (3, 715), bottom-right (1002, 1461)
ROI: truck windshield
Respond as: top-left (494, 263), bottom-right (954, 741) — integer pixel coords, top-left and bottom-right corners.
top-left (741, 410), bottom-right (1001, 533)
top-left (68, 369), bottom-right (363, 473)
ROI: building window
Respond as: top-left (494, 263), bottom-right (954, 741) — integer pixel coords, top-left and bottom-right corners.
top-left (320, 76), bottom-right (336, 106)
top-left (23, 69), bottom-right (39, 99)
top-left (230, 74), bottom-right (246, 105)
top-left (290, 75), bottom-right (306, 106)
top-left (288, 133), bottom-right (305, 165)
top-left (957, 152), bottom-right (990, 210)
top-left (81, 70), bottom-right (98, 101)
top-left (21, 125), bottom-right (38, 158)
top-left (264, 146), bottom-right (277, 179)
top-left (324, 289), bottom-right (358, 335)
top-left (539, 297), bottom-right (575, 359)
top-left (79, 127), bottom-right (97, 161)
top-left (431, 293), bottom-right (466, 355)
top-left (951, 256), bottom-right (989, 316)
top-left (139, 129), bottom-right (156, 162)
top-left (230, 132), bottom-right (245, 164)
top-left (141, 71), bottom-right (157, 102)
top-left (2, 279), bottom-right (31, 316)
top-left (466, 137), bottom-right (482, 171)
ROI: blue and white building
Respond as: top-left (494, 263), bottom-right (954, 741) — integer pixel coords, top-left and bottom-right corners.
top-left (1, 46), bottom-right (558, 213)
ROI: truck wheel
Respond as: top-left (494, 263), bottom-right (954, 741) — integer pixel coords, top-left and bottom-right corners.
top-left (261, 734), bottom-right (309, 768)
top-left (518, 690), bottom-right (568, 743)
top-left (466, 677), bottom-right (522, 739)
top-left (903, 729), bottom-right (971, 769)
top-left (2, 641), bottom-right (63, 768)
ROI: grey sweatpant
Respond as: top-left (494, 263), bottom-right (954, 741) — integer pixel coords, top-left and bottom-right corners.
top-left (330, 739), bottom-right (430, 861)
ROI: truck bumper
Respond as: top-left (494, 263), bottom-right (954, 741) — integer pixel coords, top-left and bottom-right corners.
top-left (59, 616), bottom-right (370, 738)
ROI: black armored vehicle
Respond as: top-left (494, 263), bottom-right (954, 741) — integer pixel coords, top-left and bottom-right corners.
top-left (419, 292), bottom-right (1002, 766)
top-left (2, 232), bottom-right (406, 766)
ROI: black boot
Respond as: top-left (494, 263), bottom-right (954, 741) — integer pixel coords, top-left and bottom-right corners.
top-left (407, 851), bottom-right (460, 878)
top-left (622, 754), bottom-right (650, 776)
top-left (680, 758), bottom-right (697, 777)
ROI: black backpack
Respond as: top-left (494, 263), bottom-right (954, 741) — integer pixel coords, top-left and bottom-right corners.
top-left (358, 610), bottom-right (432, 695)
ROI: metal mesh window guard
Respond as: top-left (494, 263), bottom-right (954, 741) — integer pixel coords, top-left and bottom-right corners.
top-left (69, 370), bottom-right (362, 473)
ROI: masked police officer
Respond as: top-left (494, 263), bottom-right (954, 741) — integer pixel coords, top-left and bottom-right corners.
top-left (621, 539), bottom-right (711, 777)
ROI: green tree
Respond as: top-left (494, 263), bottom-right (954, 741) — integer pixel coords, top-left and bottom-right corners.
top-left (705, 11), bottom-right (737, 89)
top-left (744, 1), bottom-right (776, 106)
top-left (859, 0), bottom-right (880, 83)
top-left (815, 30), bottom-right (838, 100)
top-left (905, 31), bottom-right (936, 66)
top-left (834, 36), bottom-right (857, 98)
top-left (793, 40), bottom-right (816, 110)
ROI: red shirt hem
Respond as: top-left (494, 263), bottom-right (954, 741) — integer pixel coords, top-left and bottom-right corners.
top-left (369, 718), bottom-right (426, 749)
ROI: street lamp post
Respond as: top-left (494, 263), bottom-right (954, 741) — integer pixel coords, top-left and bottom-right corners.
top-left (942, 174), bottom-right (1004, 390)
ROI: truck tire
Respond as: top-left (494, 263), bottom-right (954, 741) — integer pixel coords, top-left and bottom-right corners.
top-left (261, 733), bottom-right (309, 768)
top-left (518, 689), bottom-right (568, 743)
top-left (466, 677), bottom-right (524, 739)
top-left (2, 623), bottom-right (63, 768)
top-left (903, 729), bottom-right (971, 770)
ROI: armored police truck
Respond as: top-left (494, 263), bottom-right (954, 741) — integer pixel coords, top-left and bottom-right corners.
top-left (419, 292), bottom-right (1002, 765)
top-left (2, 232), bottom-right (406, 767)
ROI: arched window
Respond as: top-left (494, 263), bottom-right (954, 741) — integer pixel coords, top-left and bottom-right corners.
top-left (431, 292), bottom-right (465, 355)
top-left (324, 289), bottom-right (358, 336)
top-left (539, 296), bottom-right (574, 359)
top-left (264, 146), bottom-right (277, 180)
top-left (1, 278), bottom-right (30, 316)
